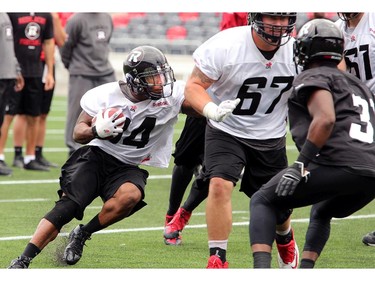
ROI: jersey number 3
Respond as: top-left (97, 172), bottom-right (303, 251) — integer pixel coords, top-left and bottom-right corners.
top-left (350, 94), bottom-right (375, 143)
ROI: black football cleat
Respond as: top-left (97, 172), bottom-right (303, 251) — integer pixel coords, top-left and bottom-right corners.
top-left (63, 224), bottom-right (91, 265)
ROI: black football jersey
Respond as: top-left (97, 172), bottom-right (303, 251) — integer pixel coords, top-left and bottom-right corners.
top-left (288, 65), bottom-right (375, 176)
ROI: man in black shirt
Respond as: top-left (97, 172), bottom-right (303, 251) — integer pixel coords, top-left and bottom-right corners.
top-left (249, 18), bottom-right (375, 268)
top-left (0, 13), bottom-right (54, 171)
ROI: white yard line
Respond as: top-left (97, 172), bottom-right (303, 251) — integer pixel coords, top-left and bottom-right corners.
top-left (1, 213), bottom-right (374, 241)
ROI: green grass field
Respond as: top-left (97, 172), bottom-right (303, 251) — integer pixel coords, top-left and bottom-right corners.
top-left (1, 95), bottom-right (375, 271)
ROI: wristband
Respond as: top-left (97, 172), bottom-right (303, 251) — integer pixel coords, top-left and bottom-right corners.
top-left (296, 139), bottom-right (320, 165)
top-left (91, 126), bottom-right (102, 139)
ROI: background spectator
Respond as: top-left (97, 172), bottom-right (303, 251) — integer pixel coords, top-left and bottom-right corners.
top-left (60, 13), bottom-right (116, 156)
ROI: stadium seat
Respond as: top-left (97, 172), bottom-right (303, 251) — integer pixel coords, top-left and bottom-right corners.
top-left (166, 25), bottom-right (187, 41)
top-left (164, 13), bottom-right (183, 27)
top-left (186, 26), bottom-right (206, 41)
top-left (148, 24), bottom-right (168, 39)
top-left (178, 12), bottom-right (200, 22)
top-left (145, 13), bottom-right (166, 25)
top-left (112, 13), bottom-right (130, 27)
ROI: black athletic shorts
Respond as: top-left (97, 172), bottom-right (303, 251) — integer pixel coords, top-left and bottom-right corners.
top-left (0, 79), bottom-right (14, 127)
top-left (6, 77), bottom-right (44, 116)
top-left (203, 124), bottom-right (288, 198)
top-left (173, 116), bottom-right (206, 168)
top-left (58, 145), bottom-right (149, 220)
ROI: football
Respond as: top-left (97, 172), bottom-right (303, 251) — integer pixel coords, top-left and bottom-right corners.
top-left (92, 107), bottom-right (126, 134)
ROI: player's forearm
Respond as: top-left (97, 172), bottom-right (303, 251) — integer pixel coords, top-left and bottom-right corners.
top-left (73, 122), bottom-right (95, 144)
top-left (184, 83), bottom-right (212, 115)
top-left (44, 39), bottom-right (55, 75)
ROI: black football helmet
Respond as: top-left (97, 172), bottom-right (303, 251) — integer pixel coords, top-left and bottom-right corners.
top-left (123, 45), bottom-right (175, 100)
top-left (248, 12), bottom-right (297, 46)
top-left (337, 13), bottom-right (360, 21)
top-left (293, 18), bottom-right (344, 69)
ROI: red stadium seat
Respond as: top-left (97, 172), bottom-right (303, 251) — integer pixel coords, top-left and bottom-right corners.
top-left (166, 25), bottom-right (187, 40)
top-left (178, 12), bottom-right (199, 22)
top-left (112, 13), bottom-right (130, 27)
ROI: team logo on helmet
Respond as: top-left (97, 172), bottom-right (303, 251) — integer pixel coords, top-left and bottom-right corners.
top-left (127, 50), bottom-right (144, 67)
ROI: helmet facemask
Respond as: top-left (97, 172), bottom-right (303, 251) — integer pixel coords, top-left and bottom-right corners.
top-left (134, 64), bottom-right (175, 100)
top-left (249, 12), bottom-right (297, 46)
top-left (123, 45), bottom-right (176, 101)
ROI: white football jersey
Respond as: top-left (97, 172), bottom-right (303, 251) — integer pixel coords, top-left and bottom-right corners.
top-left (335, 13), bottom-right (375, 93)
top-left (80, 80), bottom-right (186, 168)
top-left (193, 25), bottom-right (298, 139)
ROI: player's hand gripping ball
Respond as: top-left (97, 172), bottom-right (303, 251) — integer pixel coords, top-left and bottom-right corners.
top-left (92, 108), bottom-right (126, 139)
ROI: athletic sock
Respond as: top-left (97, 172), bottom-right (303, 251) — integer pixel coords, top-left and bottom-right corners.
top-left (209, 243), bottom-right (227, 263)
top-left (276, 229), bottom-right (292, 245)
top-left (82, 214), bottom-right (103, 233)
top-left (300, 258), bottom-right (315, 268)
top-left (22, 243), bottom-right (41, 259)
top-left (253, 252), bottom-right (271, 268)
top-left (14, 146), bottom-right (22, 157)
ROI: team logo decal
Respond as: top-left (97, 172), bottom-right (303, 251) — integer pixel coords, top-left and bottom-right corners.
top-left (97, 30), bottom-right (106, 40)
top-left (127, 50), bottom-right (144, 67)
top-left (25, 22), bottom-right (40, 40)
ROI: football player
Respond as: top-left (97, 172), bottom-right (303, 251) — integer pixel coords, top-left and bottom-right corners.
top-left (7, 45), bottom-right (239, 269)
top-left (336, 13), bottom-right (375, 247)
top-left (335, 13), bottom-right (375, 246)
top-left (249, 18), bottom-right (375, 268)
top-left (163, 12), bottom-right (248, 247)
top-left (182, 12), bottom-right (300, 268)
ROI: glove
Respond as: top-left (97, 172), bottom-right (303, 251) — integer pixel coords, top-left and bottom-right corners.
top-left (92, 108), bottom-right (126, 139)
top-left (275, 161), bottom-right (310, 197)
top-left (203, 98), bottom-right (240, 122)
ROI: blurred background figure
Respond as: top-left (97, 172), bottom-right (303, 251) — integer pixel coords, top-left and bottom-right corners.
top-left (219, 12), bottom-right (248, 30)
top-left (60, 13), bottom-right (116, 157)
top-left (35, 12), bottom-right (69, 168)
top-left (0, 12), bottom-right (54, 172)
top-left (0, 13), bottom-right (24, 176)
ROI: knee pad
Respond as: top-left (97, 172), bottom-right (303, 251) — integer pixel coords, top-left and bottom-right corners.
top-left (276, 208), bottom-right (293, 225)
top-left (44, 196), bottom-right (80, 231)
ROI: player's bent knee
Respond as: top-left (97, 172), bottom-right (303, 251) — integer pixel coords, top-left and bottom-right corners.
top-left (44, 196), bottom-right (80, 231)
top-left (117, 184), bottom-right (142, 206)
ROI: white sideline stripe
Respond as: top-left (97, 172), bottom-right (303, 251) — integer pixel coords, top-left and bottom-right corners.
top-left (3, 145), bottom-right (299, 153)
top-left (4, 147), bottom-right (68, 152)
top-left (0, 198), bottom-right (48, 203)
top-left (1, 213), bottom-right (375, 242)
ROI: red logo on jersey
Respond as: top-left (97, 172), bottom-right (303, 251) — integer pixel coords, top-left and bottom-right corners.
top-left (152, 100), bottom-right (169, 107)
top-left (265, 62), bottom-right (272, 69)
top-left (141, 154), bottom-right (151, 163)
top-left (350, 35), bottom-right (356, 42)
top-left (130, 105), bottom-right (137, 112)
